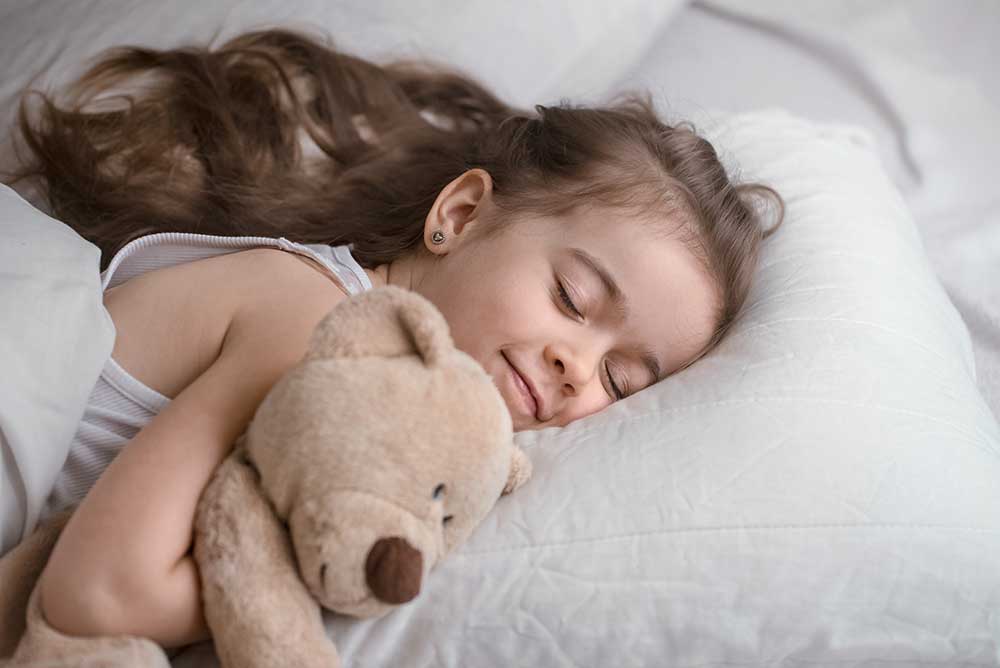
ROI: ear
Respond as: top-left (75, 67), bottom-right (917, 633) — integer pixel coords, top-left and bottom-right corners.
top-left (501, 446), bottom-right (532, 496)
top-left (423, 168), bottom-right (493, 254)
top-left (305, 285), bottom-right (454, 365)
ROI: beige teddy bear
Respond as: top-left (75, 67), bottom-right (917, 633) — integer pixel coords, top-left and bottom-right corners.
top-left (0, 285), bottom-right (531, 668)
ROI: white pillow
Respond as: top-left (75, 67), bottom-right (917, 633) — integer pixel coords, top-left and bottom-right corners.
top-left (206, 109), bottom-right (1000, 665)
top-left (0, 185), bottom-right (114, 556)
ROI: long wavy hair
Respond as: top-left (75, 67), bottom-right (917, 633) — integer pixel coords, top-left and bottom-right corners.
top-left (7, 28), bottom-right (783, 370)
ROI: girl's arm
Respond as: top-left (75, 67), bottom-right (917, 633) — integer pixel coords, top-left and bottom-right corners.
top-left (38, 253), bottom-right (347, 648)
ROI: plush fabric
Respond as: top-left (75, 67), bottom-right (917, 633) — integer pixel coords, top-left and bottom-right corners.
top-left (4, 586), bottom-right (169, 668)
top-left (1, 286), bottom-right (531, 668)
top-left (193, 285), bottom-right (529, 668)
top-left (0, 510), bottom-right (168, 667)
top-left (0, 511), bottom-right (70, 657)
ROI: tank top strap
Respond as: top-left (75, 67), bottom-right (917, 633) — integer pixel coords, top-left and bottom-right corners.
top-left (101, 232), bottom-right (373, 296)
top-left (297, 241), bottom-right (374, 295)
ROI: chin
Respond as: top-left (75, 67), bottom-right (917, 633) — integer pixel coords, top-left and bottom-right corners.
top-left (512, 413), bottom-right (543, 432)
top-left (487, 355), bottom-right (538, 431)
top-left (497, 396), bottom-right (528, 432)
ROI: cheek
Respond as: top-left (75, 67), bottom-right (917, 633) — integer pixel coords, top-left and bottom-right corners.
top-left (433, 284), bottom-right (507, 362)
top-left (447, 279), bottom-right (532, 340)
top-left (428, 252), bottom-right (553, 368)
top-left (550, 384), bottom-right (610, 428)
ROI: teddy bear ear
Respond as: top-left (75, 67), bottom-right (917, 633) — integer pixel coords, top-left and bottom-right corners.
top-left (305, 286), bottom-right (454, 365)
top-left (501, 446), bottom-right (532, 496)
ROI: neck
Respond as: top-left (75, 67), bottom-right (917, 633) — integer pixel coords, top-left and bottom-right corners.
top-left (364, 250), bottom-right (428, 293)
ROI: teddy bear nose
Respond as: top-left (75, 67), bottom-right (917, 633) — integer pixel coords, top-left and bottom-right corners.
top-left (365, 536), bottom-right (424, 604)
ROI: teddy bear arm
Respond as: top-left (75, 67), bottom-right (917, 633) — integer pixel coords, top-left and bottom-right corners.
top-left (194, 452), bottom-right (341, 668)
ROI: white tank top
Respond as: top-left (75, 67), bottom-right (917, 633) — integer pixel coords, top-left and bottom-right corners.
top-left (41, 232), bottom-right (373, 520)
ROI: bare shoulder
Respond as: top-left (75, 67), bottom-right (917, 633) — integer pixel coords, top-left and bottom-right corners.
top-left (105, 248), bottom-right (351, 399)
top-left (223, 248), bottom-right (351, 318)
top-left (223, 250), bottom-right (353, 368)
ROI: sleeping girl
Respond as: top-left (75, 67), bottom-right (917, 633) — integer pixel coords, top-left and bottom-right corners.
top-left (6, 29), bottom-right (782, 649)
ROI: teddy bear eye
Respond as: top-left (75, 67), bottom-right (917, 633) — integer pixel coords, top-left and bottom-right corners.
top-left (442, 514), bottom-right (454, 525)
top-left (433, 483), bottom-right (446, 499)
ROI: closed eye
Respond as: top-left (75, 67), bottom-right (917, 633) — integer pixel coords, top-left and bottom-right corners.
top-left (605, 361), bottom-right (625, 400)
top-left (557, 278), bottom-right (628, 401)
top-left (557, 281), bottom-right (582, 318)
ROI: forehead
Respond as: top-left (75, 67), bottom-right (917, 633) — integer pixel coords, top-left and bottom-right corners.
top-left (539, 208), bottom-right (719, 376)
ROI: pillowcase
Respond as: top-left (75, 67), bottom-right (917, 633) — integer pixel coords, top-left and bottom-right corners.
top-left (0, 185), bottom-right (114, 556)
top-left (183, 110), bottom-right (1000, 665)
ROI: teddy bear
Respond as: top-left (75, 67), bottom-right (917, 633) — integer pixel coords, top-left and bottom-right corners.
top-left (0, 285), bottom-right (531, 668)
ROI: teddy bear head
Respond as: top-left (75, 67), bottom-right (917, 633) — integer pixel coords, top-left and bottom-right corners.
top-left (243, 285), bottom-right (531, 618)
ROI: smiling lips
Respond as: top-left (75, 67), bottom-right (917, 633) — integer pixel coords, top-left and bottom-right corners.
top-left (503, 352), bottom-right (540, 421)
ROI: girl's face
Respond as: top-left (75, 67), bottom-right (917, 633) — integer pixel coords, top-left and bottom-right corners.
top-left (371, 170), bottom-right (719, 432)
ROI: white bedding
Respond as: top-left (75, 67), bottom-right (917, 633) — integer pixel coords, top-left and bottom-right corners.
top-left (0, 186), bottom-right (113, 556)
top-left (1, 2), bottom-right (998, 666)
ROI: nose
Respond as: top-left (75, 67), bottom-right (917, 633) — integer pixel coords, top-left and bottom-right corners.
top-left (365, 536), bottom-right (424, 604)
top-left (546, 339), bottom-right (603, 396)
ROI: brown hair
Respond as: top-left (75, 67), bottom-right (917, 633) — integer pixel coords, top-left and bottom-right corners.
top-left (7, 28), bottom-right (782, 375)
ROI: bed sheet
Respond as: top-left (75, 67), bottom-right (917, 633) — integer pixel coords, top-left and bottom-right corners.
top-left (590, 0), bottom-right (1000, 422)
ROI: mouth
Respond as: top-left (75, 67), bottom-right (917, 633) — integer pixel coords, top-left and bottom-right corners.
top-left (502, 352), bottom-right (540, 421)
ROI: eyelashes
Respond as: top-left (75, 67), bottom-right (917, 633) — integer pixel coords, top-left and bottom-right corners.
top-left (557, 281), bottom-right (582, 317)
top-left (556, 279), bottom-right (626, 400)
top-left (605, 361), bottom-right (625, 400)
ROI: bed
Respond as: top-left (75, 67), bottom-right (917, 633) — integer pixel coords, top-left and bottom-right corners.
top-left (1, 1), bottom-right (998, 666)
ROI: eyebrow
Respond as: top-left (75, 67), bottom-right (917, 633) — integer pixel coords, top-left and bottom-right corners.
top-left (567, 247), bottom-right (663, 383)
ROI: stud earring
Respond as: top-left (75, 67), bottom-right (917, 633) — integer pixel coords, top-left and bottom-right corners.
top-left (431, 230), bottom-right (446, 245)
